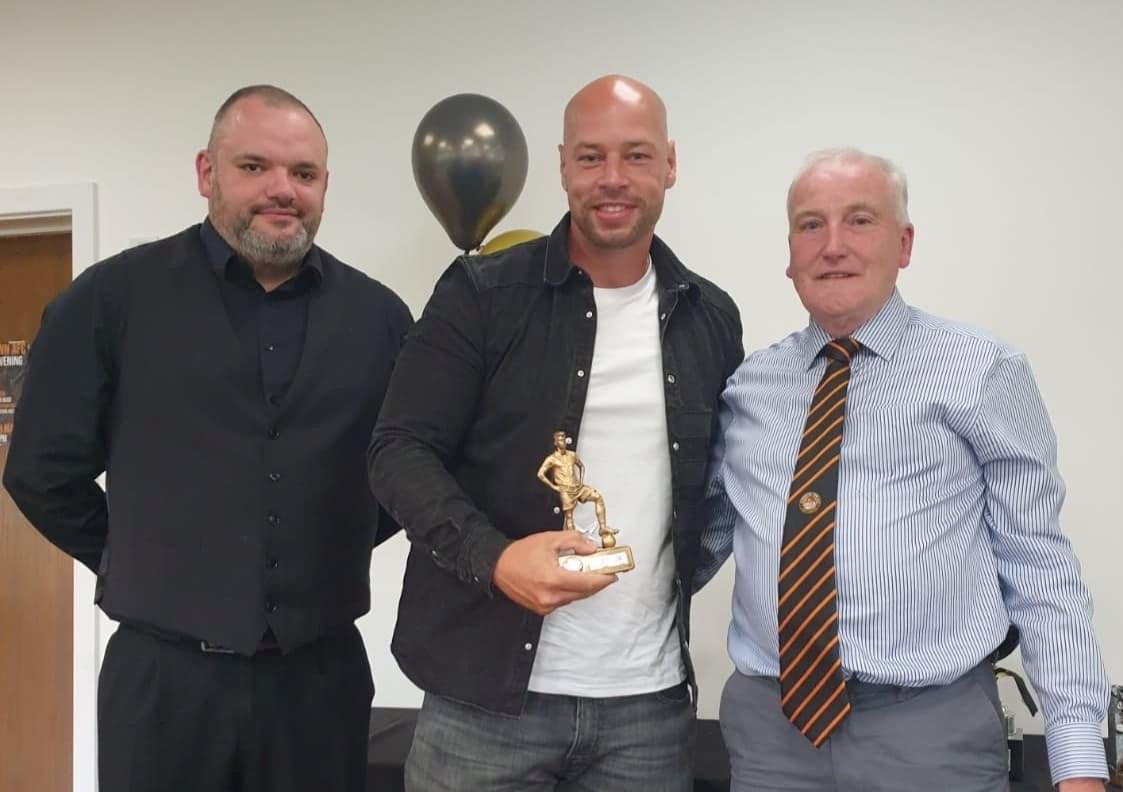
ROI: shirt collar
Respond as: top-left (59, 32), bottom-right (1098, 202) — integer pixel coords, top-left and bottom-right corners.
top-left (199, 218), bottom-right (324, 286)
top-left (798, 289), bottom-right (910, 369)
top-left (542, 213), bottom-right (699, 299)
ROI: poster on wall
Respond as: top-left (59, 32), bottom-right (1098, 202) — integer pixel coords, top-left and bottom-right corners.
top-left (0, 340), bottom-right (28, 446)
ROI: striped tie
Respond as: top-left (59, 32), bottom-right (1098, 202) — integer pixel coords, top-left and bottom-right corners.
top-left (777, 336), bottom-right (860, 747)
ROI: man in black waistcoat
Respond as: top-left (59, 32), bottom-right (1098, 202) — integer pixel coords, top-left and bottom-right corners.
top-left (3, 85), bottom-right (412, 792)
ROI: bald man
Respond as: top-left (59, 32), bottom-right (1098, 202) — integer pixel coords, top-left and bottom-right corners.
top-left (4, 85), bottom-right (412, 791)
top-left (369, 74), bottom-right (744, 790)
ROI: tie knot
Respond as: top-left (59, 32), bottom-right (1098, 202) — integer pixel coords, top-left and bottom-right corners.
top-left (821, 337), bottom-right (860, 365)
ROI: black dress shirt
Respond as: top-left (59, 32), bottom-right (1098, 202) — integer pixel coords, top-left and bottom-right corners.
top-left (200, 219), bottom-right (320, 406)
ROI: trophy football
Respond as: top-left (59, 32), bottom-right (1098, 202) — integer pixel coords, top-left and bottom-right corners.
top-left (537, 431), bottom-right (634, 574)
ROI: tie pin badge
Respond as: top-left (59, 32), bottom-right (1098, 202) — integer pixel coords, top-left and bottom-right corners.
top-left (799, 492), bottom-right (822, 514)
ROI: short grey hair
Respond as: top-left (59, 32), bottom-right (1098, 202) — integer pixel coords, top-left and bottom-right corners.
top-left (787, 147), bottom-right (910, 225)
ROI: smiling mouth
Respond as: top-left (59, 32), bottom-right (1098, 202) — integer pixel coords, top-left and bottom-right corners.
top-left (255, 206), bottom-right (299, 217)
top-left (594, 203), bottom-right (635, 216)
top-left (818, 272), bottom-right (855, 280)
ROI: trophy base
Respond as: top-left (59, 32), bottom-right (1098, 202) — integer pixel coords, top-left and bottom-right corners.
top-left (558, 545), bottom-right (635, 575)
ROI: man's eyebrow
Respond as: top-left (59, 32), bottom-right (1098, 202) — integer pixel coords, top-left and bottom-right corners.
top-left (231, 153), bottom-right (322, 171)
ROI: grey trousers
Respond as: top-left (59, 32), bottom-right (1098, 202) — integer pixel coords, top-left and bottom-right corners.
top-left (720, 662), bottom-right (1009, 792)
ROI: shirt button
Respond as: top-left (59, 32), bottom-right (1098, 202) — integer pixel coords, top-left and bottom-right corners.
top-left (265, 600), bottom-right (278, 614)
top-left (268, 472), bottom-right (281, 482)
top-left (672, 441), bottom-right (680, 451)
top-left (265, 557), bottom-right (278, 569)
top-left (524, 643), bottom-right (533, 651)
top-left (264, 344), bottom-right (276, 353)
top-left (565, 436), bottom-right (574, 446)
top-left (660, 313), bottom-right (667, 321)
top-left (577, 369), bottom-right (585, 378)
top-left (585, 311), bottom-right (593, 319)
top-left (266, 513), bottom-right (280, 525)
top-left (666, 374), bottom-right (676, 384)
top-left (553, 506), bottom-right (561, 514)
top-left (268, 426), bottom-right (280, 439)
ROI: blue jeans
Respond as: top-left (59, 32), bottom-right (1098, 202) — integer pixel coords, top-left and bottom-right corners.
top-left (405, 683), bottom-right (695, 791)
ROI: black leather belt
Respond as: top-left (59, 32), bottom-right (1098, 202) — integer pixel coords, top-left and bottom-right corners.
top-left (124, 622), bottom-right (281, 655)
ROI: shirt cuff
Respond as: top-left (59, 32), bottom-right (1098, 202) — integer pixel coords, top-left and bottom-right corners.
top-left (1046, 721), bottom-right (1108, 784)
top-left (463, 523), bottom-right (512, 595)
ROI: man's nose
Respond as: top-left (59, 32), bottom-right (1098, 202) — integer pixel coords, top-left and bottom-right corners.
top-left (264, 168), bottom-right (297, 202)
top-left (822, 223), bottom-right (846, 259)
top-left (598, 155), bottom-right (627, 190)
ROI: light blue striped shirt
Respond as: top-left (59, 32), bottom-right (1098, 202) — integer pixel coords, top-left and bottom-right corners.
top-left (697, 290), bottom-right (1108, 783)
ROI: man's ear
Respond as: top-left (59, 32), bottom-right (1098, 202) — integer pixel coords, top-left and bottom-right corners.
top-left (195, 150), bottom-right (214, 199)
top-left (898, 224), bottom-right (915, 270)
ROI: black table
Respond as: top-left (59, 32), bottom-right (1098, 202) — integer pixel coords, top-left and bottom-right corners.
top-left (368, 707), bottom-right (1114, 791)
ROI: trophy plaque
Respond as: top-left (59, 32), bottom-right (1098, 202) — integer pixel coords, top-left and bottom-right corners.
top-left (537, 431), bottom-right (634, 574)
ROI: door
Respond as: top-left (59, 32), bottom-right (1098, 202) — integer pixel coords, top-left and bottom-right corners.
top-left (0, 231), bottom-right (74, 792)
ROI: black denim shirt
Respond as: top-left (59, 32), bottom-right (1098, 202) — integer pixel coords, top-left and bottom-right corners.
top-left (368, 215), bottom-right (743, 714)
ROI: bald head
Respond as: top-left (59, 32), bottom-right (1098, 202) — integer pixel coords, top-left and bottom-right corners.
top-left (558, 74), bottom-right (677, 279)
top-left (563, 74), bottom-right (668, 146)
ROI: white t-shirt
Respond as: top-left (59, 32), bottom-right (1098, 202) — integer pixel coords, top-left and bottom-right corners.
top-left (527, 262), bottom-right (683, 697)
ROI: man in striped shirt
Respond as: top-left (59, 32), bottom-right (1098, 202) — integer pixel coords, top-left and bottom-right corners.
top-left (697, 147), bottom-right (1108, 791)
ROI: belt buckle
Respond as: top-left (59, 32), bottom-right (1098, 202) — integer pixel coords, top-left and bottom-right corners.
top-left (199, 640), bottom-right (236, 654)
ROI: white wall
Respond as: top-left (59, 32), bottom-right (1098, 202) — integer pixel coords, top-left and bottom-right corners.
top-left (4, 0), bottom-right (1121, 740)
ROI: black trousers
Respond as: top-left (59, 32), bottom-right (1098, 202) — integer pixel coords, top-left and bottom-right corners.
top-left (98, 623), bottom-right (374, 792)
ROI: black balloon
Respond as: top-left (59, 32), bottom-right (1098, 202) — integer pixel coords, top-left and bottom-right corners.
top-left (412, 94), bottom-right (529, 252)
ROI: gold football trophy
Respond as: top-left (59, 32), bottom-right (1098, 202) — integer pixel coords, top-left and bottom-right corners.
top-left (537, 431), bottom-right (635, 574)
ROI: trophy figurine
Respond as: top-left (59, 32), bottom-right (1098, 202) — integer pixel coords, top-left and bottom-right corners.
top-left (537, 431), bottom-right (634, 574)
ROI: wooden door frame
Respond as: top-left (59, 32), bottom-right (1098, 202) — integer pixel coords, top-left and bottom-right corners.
top-left (0, 183), bottom-right (99, 792)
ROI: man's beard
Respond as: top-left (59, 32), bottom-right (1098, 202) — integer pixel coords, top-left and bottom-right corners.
top-left (228, 213), bottom-right (314, 281)
top-left (209, 179), bottom-right (318, 281)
